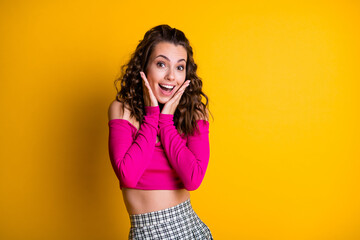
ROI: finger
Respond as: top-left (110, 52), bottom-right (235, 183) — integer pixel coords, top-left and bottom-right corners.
top-left (170, 82), bottom-right (189, 103)
top-left (175, 80), bottom-right (190, 94)
top-left (140, 72), bottom-right (158, 106)
top-left (140, 72), bottom-right (154, 96)
top-left (177, 80), bottom-right (190, 94)
top-left (172, 81), bottom-right (188, 97)
top-left (180, 80), bottom-right (191, 90)
top-left (140, 71), bottom-right (148, 81)
top-left (140, 72), bottom-right (150, 87)
top-left (142, 79), bottom-right (155, 98)
top-left (171, 91), bottom-right (186, 107)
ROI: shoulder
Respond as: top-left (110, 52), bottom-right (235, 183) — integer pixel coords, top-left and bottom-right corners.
top-left (194, 107), bottom-right (209, 121)
top-left (108, 100), bottom-right (132, 122)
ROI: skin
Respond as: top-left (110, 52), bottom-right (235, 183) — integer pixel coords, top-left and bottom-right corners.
top-left (120, 42), bottom-right (191, 215)
top-left (141, 41), bottom-right (190, 112)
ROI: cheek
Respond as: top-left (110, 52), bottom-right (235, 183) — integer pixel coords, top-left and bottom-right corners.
top-left (178, 72), bottom-right (186, 82)
top-left (180, 70), bottom-right (186, 78)
top-left (147, 68), bottom-right (162, 81)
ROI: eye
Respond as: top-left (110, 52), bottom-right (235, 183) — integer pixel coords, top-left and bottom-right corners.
top-left (156, 62), bottom-right (165, 68)
top-left (177, 65), bottom-right (185, 71)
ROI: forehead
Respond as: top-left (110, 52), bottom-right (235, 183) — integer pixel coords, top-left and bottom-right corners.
top-left (150, 42), bottom-right (187, 61)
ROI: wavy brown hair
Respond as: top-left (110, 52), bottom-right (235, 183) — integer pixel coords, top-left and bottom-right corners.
top-left (113, 24), bottom-right (212, 136)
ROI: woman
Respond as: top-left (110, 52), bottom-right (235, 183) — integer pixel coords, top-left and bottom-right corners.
top-left (108, 24), bottom-right (213, 239)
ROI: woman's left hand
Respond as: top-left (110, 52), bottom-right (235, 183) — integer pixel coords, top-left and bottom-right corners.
top-left (161, 80), bottom-right (191, 115)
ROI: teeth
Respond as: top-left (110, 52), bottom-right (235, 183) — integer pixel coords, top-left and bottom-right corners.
top-left (159, 84), bottom-right (175, 89)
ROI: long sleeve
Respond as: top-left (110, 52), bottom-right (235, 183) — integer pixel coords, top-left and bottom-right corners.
top-left (108, 106), bottom-right (159, 188)
top-left (158, 114), bottom-right (210, 191)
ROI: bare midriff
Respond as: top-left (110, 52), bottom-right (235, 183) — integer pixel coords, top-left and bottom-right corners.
top-left (119, 121), bottom-right (190, 215)
top-left (122, 188), bottom-right (190, 215)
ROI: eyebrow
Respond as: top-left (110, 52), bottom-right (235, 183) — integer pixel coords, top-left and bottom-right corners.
top-left (155, 55), bottom-right (186, 63)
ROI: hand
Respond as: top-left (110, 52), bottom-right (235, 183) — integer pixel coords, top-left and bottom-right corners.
top-left (161, 80), bottom-right (191, 115)
top-left (140, 71), bottom-right (158, 107)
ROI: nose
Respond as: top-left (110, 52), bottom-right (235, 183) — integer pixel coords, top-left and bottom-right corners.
top-left (166, 68), bottom-right (175, 81)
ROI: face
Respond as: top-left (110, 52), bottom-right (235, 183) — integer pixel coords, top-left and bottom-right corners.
top-left (145, 41), bottom-right (187, 104)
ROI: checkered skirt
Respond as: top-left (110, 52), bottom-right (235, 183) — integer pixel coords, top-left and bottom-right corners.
top-left (128, 198), bottom-right (213, 239)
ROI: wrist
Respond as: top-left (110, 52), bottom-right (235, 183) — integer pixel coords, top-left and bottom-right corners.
top-left (160, 106), bottom-right (176, 115)
top-left (145, 105), bottom-right (160, 115)
top-left (159, 113), bottom-right (174, 122)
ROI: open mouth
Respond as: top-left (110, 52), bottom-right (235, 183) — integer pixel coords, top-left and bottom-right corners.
top-left (159, 84), bottom-right (175, 92)
top-left (158, 83), bottom-right (176, 96)
top-left (159, 84), bottom-right (175, 96)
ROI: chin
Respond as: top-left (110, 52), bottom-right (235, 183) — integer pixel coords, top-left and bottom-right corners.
top-left (157, 98), bottom-right (168, 104)
top-left (156, 95), bottom-right (171, 104)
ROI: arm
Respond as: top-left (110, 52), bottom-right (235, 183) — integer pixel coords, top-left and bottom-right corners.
top-left (108, 106), bottom-right (159, 188)
top-left (158, 114), bottom-right (210, 191)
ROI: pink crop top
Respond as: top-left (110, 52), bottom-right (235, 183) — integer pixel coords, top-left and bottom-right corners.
top-left (108, 105), bottom-right (210, 191)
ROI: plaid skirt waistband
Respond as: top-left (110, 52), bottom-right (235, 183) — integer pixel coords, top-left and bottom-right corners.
top-left (129, 198), bottom-right (193, 228)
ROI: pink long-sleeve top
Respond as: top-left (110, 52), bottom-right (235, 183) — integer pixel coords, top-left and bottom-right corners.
top-left (108, 105), bottom-right (210, 191)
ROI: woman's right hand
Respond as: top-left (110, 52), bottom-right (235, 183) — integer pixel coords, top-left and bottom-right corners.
top-left (140, 71), bottom-right (158, 107)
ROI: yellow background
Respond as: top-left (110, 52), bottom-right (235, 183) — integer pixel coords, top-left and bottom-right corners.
top-left (1, 1), bottom-right (359, 239)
